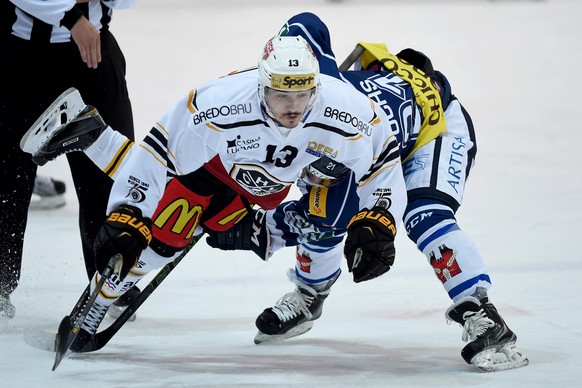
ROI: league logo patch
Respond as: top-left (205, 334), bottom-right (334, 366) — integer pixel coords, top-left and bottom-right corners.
top-left (126, 175), bottom-right (149, 203)
top-left (373, 188), bottom-right (392, 209)
top-left (429, 244), bottom-right (462, 283)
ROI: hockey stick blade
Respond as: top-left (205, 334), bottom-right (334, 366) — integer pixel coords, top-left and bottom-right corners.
top-left (76, 235), bottom-right (201, 353)
top-left (52, 255), bottom-right (120, 371)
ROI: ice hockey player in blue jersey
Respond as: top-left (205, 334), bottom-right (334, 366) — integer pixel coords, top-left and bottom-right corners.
top-left (205, 12), bottom-right (528, 372)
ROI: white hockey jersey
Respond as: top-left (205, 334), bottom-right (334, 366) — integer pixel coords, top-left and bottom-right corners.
top-left (108, 69), bottom-right (405, 221)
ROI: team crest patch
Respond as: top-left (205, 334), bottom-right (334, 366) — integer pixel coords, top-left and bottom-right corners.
top-left (429, 244), bottom-right (462, 283)
top-left (230, 164), bottom-right (289, 196)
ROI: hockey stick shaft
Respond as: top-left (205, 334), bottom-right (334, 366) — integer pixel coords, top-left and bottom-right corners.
top-left (338, 44), bottom-right (365, 72)
top-left (80, 234), bottom-right (202, 352)
top-left (52, 254), bottom-right (120, 370)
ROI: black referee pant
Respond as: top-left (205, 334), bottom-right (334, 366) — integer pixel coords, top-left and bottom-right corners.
top-left (0, 29), bottom-right (134, 298)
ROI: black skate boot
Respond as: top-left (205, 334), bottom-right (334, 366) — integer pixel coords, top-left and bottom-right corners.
top-left (20, 87), bottom-right (106, 166)
top-left (68, 301), bottom-right (109, 352)
top-left (254, 269), bottom-right (340, 344)
top-left (0, 295), bottom-right (16, 320)
top-left (446, 295), bottom-right (529, 371)
top-left (107, 285), bottom-right (140, 322)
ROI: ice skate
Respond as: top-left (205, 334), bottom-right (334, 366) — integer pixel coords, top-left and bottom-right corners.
top-left (68, 301), bottom-right (109, 352)
top-left (0, 295), bottom-right (16, 320)
top-left (20, 87), bottom-right (106, 166)
top-left (107, 285), bottom-right (139, 322)
top-left (446, 295), bottom-right (529, 372)
top-left (254, 269), bottom-right (339, 344)
top-left (29, 175), bottom-right (66, 210)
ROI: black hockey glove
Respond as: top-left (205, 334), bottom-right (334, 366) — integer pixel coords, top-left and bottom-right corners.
top-left (205, 209), bottom-right (270, 261)
top-left (344, 207), bottom-right (397, 283)
top-left (94, 205), bottom-right (152, 280)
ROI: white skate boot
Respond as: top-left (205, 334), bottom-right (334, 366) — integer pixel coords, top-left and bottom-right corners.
top-left (20, 87), bottom-right (106, 166)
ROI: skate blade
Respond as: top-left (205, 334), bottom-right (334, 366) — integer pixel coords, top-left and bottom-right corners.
top-left (472, 342), bottom-right (529, 372)
top-left (20, 88), bottom-right (85, 155)
top-left (254, 321), bottom-right (313, 344)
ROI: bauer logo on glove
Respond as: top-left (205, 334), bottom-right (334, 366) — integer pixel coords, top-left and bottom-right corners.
top-left (94, 205), bottom-right (152, 280)
top-left (344, 206), bottom-right (397, 283)
top-left (106, 210), bottom-right (153, 244)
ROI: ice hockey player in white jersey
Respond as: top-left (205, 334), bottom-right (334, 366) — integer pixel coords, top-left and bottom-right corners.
top-left (20, 35), bottom-right (406, 352)
top-left (204, 13), bottom-right (529, 372)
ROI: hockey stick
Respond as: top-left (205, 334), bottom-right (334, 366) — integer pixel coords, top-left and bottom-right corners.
top-left (75, 234), bottom-right (202, 353)
top-left (338, 44), bottom-right (365, 72)
top-left (52, 254), bottom-right (120, 371)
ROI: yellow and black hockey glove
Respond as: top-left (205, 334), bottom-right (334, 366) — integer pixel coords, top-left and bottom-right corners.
top-left (344, 206), bottom-right (396, 283)
top-left (94, 205), bottom-right (152, 280)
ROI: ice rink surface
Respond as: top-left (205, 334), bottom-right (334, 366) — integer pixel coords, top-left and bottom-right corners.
top-left (1, 0), bottom-right (581, 386)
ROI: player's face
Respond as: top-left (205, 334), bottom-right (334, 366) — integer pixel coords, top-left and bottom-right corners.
top-left (264, 88), bottom-right (314, 128)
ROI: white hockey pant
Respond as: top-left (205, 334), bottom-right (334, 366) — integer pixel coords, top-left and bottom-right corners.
top-left (292, 243), bottom-right (343, 288)
top-left (420, 228), bottom-right (491, 302)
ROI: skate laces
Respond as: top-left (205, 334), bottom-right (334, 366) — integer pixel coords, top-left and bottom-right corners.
top-left (80, 303), bottom-right (109, 335)
top-left (461, 309), bottom-right (495, 342)
top-left (271, 289), bottom-right (316, 322)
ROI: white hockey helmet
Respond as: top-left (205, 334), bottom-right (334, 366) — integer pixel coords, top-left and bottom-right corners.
top-left (258, 36), bottom-right (320, 119)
